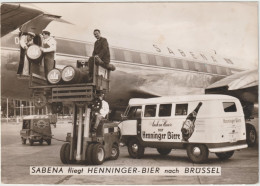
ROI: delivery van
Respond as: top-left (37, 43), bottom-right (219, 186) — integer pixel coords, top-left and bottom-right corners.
top-left (119, 95), bottom-right (248, 163)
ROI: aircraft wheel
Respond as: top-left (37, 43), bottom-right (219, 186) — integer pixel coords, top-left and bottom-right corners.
top-left (187, 144), bottom-right (208, 163)
top-left (60, 143), bottom-right (74, 164)
top-left (22, 138), bottom-right (26, 145)
top-left (157, 148), bottom-right (172, 155)
top-left (215, 151), bottom-right (234, 160)
top-left (92, 143), bottom-right (105, 165)
top-left (246, 124), bottom-right (257, 147)
top-left (85, 143), bottom-right (94, 165)
top-left (110, 144), bottom-right (120, 160)
top-left (127, 138), bottom-right (145, 159)
top-left (29, 139), bottom-right (34, 146)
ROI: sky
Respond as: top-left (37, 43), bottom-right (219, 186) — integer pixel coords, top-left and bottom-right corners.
top-left (23, 2), bottom-right (258, 68)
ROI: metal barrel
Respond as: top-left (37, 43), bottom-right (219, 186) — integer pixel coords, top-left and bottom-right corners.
top-left (61, 65), bottom-right (89, 84)
top-left (47, 68), bottom-right (62, 84)
top-left (26, 45), bottom-right (43, 63)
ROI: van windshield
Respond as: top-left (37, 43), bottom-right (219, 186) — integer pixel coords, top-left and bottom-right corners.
top-left (127, 106), bottom-right (142, 119)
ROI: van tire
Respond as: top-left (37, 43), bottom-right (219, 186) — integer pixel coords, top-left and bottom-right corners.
top-left (29, 139), bottom-right (34, 146)
top-left (246, 124), bottom-right (257, 147)
top-left (215, 151), bottom-right (234, 160)
top-left (128, 138), bottom-right (144, 159)
top-left (39, 139), bottom-right (43, 145)
top-left (46, 139), bottom-right (51, 145)
top-left (157, 148), bottom-right (172, 155)
top-left (187, 144), bottom-right (208, 163)
top-left (22, 138), bottom-right (26, 144)
top-left (110, 144), bottom-right (120, 160)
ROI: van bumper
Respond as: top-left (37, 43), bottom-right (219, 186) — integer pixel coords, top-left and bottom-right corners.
top-left (208, 144), bottom-right (248, 153)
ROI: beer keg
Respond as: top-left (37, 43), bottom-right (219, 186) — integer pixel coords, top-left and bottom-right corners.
top-left (26, 45), bottom-right (43, 63)
top-left (47, 68), bottom-right (62, 84)
top-left (61, 65), bottom-right (89, 84)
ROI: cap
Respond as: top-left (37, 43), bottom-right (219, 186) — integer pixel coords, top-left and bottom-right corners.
top-left (42, 30), bottom-right (50, 35)
top-left (27, 32), bottom-right (35, 37)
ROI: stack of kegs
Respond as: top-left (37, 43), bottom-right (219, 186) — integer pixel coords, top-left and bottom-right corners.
top-left (47, 65), bottom-right (89, 85)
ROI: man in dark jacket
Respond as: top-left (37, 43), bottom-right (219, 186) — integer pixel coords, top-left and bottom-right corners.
top-left (88, 29), bottom-right (110, 79)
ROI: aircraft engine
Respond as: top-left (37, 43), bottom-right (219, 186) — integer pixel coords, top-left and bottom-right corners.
top-left (26, 45), bottom-right (43, 63)
top-left (61, 65), bottom-right (89, 84)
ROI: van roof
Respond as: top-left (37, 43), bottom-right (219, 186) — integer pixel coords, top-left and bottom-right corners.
top-left (129, 94), bottom-right (238, 105)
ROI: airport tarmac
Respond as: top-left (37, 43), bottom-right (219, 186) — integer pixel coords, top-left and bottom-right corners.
top-left (1, 121), bottom-right (259, 185)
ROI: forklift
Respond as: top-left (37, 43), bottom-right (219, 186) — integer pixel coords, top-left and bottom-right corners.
top-left (29, 58), bottom-right (120, 165)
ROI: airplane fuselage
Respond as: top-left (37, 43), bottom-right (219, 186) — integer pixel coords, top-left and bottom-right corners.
top-left (1, 32), bottom-right (244, 115)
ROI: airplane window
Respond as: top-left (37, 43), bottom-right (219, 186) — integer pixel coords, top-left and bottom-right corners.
top-left (182, 60), bottom-right (189, 70)
top-left (205, 64), bottom-right (212, 73)
top-left (85, 44), bottom-right (94, 57)
top-left (211, 65), bottom-right (217, 74)
top-left (57, 39), bottom-right (87, 56)
top-left (147, 54), bottom-right (157, 66)
top-left (144, 105), bottom-right (157, 117)
top-left (140, 54), bottom-right (149, 64)
top-left (155, 56), bottom-right (163, 66)
top-left (159, 104), bottom-right (172, 117)
top-left (110, 48), bottom-right (115, 60)
top-left (131, 51), bottom-right (141, 64)
top-left (124, 51), bottom-right (132, 62)
top-left (175, 104), bottom-right (188, 115)
top-left (114, 49), bottom-right (125, 61)
top-left (187, 60), bottom-right (196, 71)
top-left (169, 58), bottom-right (177, 68)
top-left (223, 102), bottom-right (237, 112)
top-left (162, 56), bottom-right (171, 67)
top-left (174, 58), bottom-right (184, 69)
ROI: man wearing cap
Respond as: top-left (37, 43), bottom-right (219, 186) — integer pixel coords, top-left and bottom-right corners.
top-left (40, 30), bottom-right (57, 78)
top-left (17, 32), bottom-right (35, 77)
top-left (88, 29), bottom-right (110, 80)
top-left (92, 93), bottom-right (109, 132)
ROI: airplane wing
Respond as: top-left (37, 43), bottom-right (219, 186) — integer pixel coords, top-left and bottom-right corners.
top-left (206, 69), bottom-right (258, 103)
top-left (1, 3), bottom-right (72, 37)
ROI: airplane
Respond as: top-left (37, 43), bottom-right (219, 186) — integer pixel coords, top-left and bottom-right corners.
top-left (1, 3), bottom-right (258, 123)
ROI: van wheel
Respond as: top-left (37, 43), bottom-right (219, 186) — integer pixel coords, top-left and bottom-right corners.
top-left (46, 139), bottom-right (52, 145)
top-left (39, 139), bottom-right (43, 145)
top-left (128, 138), bottom-right (145, 159)
top-left (92, 143), bottom-right (105, 165)
top-left (22, 138), bottom-right (26, 144)
top-left (187, 144), bottom-right (208, 163)
top-left (157, 148), bottom-right (172, 155)
top-left (85, 143), bottom-right (94, 165)
top-left (60, 143), bottom-right (74, 164)
top-left (246, 124), bottom-right (257, 147)
top-left (29, 139), bottom-right (34, 146)
top-left (110, 144), bottom-right (120, 160)
top-left (215, 151), bottom-right (234, 160)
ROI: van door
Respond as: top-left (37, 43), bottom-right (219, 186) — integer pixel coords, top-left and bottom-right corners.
top-left (120, 106), bottom-right (142, 136)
